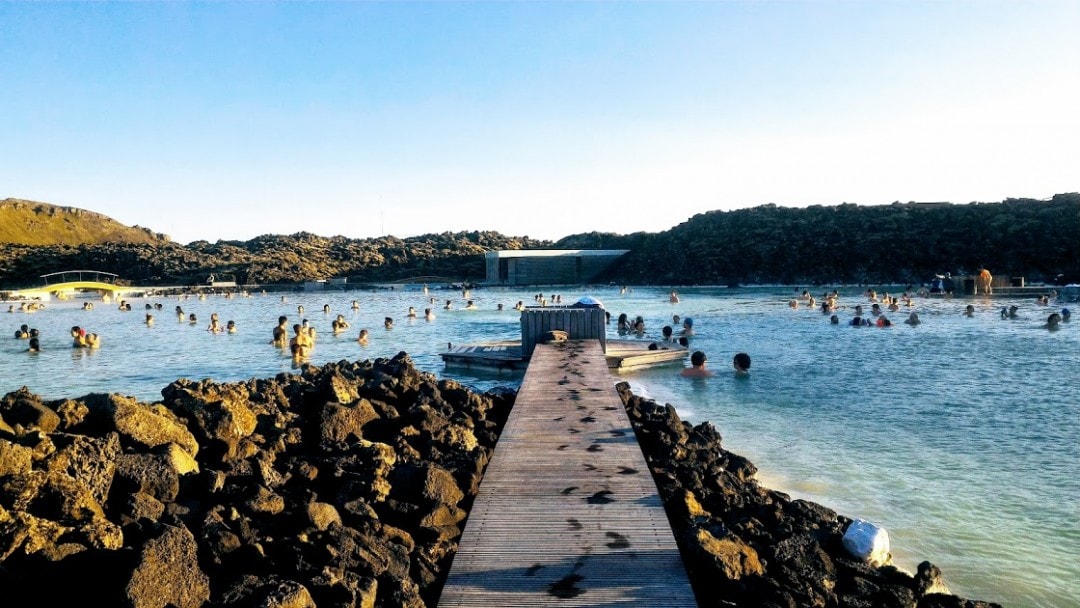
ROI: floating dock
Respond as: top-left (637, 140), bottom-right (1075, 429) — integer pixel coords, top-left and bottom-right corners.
top-left (438, 340), bottom-right (697, 607)
top-left (440, 306), bottom-right (688, 372)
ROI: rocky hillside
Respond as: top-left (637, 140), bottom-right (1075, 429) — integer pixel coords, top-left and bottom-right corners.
top-left (0, 199), bottom-right (169, 246)
top-left (2, 194), bottom-right (1076, 289)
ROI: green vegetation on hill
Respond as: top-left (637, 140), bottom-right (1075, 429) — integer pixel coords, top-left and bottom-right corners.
top-left (0, 199), bottom-right (169, 246)
top-left (1, 195), bottom-right (1077, 289)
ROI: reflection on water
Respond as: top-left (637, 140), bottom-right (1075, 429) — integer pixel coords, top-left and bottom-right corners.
top-left (3, 285), bottom-right (1078, 607)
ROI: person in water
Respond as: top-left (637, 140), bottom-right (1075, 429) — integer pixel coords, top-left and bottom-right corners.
top-left (1045, 313), bottom-right (1062, 331)
top-left (357, 328), bottom-right (369, 345)
top-left (964, 304), bottom-right (975, 318)
top-left (904, 312), bottom-right (921, 326)
top-left (733, 352), bottom-right (751, 376)
top-left (680, 350), bottom-right (714, 378)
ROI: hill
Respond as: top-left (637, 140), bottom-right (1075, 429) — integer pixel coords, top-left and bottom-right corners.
top-left (0, 198), bottom-right (169, 246)
top-left (1, 195), bottom-right (1077, 289)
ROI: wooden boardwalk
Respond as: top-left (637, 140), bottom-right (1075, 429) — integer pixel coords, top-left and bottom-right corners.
top-left (438, 340), bottom-right (697, 607)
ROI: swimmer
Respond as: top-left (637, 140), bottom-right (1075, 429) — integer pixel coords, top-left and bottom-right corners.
top-left (384, 317), bottom-right (394, 329)
top-left (145, 313), bottom-right (154, 326)
top-left (964, 304), bottom-right (975, 318)
top-left (271, 325), bottom-right (287, 347)
top-left (357, 328), bottom-right (369, 345)
top-left (407, 306), bottom-right (417, 318)
top-left (27, 337), bottom-right (40, 352)
top-left (226, 320), bottom-right (236, 333)
top-left (514, 301), bottom-right (525, 311)
top-left (290, 342), bottom-right (310, 362)
top-left (789, 299), bottom-right (799, 309)
top-left (323, 304), bottom-right (331, 314)
top-left (904, 312), bottom-right (921, 326)
top-left (830, 314), bottom-right (839, 324)
top-left (497, 303), bottom-right (504, 311)
top-left (670, 291), bottom-right (680, 304)
top-left (189, 313), bottom-right (198, 325)
top-left (680, 350), bottom-right (714, 378)
top-left (290, 324), bottom-right (313, 349)
top-left (876, 316), bottom-right (892, 327)
top-left (1046, 313), bottom-right (1062, 331)
top-left (850, 315), bottom-right (863, 326)
top-left (1062, 308), bottom-right (1072, 322)
top-left (351, 300), bottom-right (360, 310)
top-left (208, 318), bottom-right (224, 333)
top-left (733, 352), bottom-right (751, 376)
top-left (298, 305), bottom-right (305, 315)
top-left (86, 333), bottom-right (101, 348)
top-left (680, 317), bottom-right (694, 336)
top-left (424, 308), bottom-right (435, 321)
top-left (465, 300), bottom-right (478, 310)
top-left (176, 306), bottom-right (184, 321)
top-left (662, 325), bottom-right (674, 341)
top-left (444, 300), bottom-right (453, 310)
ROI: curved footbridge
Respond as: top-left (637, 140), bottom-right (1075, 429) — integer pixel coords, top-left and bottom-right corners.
top-left (439, 340), bottom-right (697, 607)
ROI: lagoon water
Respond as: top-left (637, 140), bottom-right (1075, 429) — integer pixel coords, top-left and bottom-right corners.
top-left (3, 285), bottom-right (1078, 607)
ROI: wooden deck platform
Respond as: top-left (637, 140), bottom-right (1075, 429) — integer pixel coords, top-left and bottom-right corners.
top-left (438, 340), bottom-right (697, 607)
top-left (440, 338), bottom-right (688, 372)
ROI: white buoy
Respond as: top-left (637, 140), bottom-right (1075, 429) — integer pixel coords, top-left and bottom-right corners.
top-left (842, 518), bottom-right (891, 567)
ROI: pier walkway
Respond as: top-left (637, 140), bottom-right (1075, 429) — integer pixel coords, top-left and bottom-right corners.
top-left (438, 340), bottom-right (696, 607)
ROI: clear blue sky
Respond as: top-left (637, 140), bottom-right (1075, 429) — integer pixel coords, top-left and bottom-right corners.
top-left (2, 1), bottom-right (1077, 245)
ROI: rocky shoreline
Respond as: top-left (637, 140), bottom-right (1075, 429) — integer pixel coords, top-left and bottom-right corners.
top-left (0, 353), bottom-right (1001, 607)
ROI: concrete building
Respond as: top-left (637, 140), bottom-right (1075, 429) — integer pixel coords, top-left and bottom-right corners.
top-left (485, 249), bottom-right (629, 286)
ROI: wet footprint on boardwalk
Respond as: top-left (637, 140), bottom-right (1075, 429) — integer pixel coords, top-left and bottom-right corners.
top-left (587, 444), bottom-right (603, 452)
top-left (580, 416), bottom-right (597, 423)
top-left (567, 518), bottom-right (583, 530)
top-left (606, 531), bottom-right (631, 549)
top-left (561, 486), bottom-right (579, 495)
top-left (557, 444), bottom-right (569, 451)
top-left (617, 466), bottom-right (638, 475)
top-left (609, 429), bottom-right (627, 437)
top-left (586, 490), bottom-right (615, 504)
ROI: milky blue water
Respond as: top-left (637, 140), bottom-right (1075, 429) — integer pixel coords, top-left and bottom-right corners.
top-left (3, 285), bottom-right (1077, 607)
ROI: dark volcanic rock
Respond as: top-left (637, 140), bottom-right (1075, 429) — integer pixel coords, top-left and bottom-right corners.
top-left (0, 352), bottom-right (512, 608)
top-left (0, 353), bottom-right (1001, 608)
top-left (614, 381), bottom-right (1004, 608)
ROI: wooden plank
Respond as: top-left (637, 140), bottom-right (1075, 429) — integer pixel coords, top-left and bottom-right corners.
top-left (438, 341), bottom-right (696, 607)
